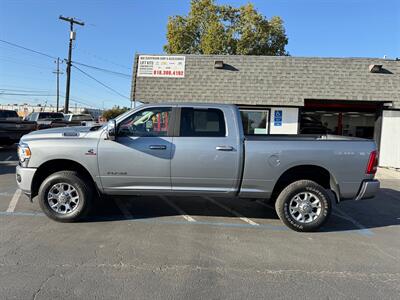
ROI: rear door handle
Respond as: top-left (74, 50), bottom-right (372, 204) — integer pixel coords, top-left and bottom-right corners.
top-left (149, 145), bottom-right (167, 150)
top-left (216, 145), bottom-right (234, 151)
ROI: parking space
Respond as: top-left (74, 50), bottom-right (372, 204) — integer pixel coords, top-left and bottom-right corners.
top-left (1, 146), bottom-right (399, 299)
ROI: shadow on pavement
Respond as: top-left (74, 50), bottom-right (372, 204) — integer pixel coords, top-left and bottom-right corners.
top-left (0, 165), bottom-right (16, 175)
top-left (84, 188), bottom-right (400, 233)
top-left (322, 187), bottom-right (400, 232)
top-left (89, 195), bottom-right (278, 223)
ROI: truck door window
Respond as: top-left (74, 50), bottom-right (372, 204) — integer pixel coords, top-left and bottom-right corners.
top-left (180, 108), bottom-right (226, 137)
top-left (118, 107), bottom-right (171, 137)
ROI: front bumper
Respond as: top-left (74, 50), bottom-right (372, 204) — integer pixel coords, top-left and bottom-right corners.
top-left (16, 165), bottom-right (37, 199)
top-left (355, 179), bottom-right (380, 200)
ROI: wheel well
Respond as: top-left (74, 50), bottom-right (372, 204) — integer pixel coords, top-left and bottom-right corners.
top-left (31, 159), bottom-right (96, 198)
top-left (271, 165), bottom-right (333, 202)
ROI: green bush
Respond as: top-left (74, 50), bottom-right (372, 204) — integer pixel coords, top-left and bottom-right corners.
top-left (102, 106), bottom-right (129, 120)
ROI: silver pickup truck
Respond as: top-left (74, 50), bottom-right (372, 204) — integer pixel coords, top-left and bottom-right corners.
top-left (16, 103), bottom-right (380, 231)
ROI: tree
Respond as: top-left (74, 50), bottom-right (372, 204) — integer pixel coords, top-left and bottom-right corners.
top-left (102, 106), bottom-right (129, 120)
top-left (164, 0), bottom-right (288, 56)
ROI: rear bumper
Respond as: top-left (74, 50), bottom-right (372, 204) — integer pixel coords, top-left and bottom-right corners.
top-left (355, 179), bottom-right (380, 200)
top-left (16, 165), bottom-right (36, 200)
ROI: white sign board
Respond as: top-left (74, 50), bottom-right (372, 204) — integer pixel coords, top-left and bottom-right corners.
top-left (137, 55), bottom-right (185, 78)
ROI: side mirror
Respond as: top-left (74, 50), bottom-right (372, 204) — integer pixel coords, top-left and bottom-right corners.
top-left (107, 119), bottom-right (117, 141)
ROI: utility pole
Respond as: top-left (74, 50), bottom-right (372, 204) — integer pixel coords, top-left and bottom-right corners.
top-left (59, 15), bottom-right (84, 113)
top-left (53, 57), bottom-right (63, 112)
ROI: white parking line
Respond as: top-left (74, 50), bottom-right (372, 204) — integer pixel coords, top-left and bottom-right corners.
top-left (333, 207), bottom-right (370, 232)
top-left (160, 196), bottom-right (196, 222)
top-left (6, 189), bottom-right (21, 212)
top-left (204, 196), bottom-right (259, 226)
top-left (114, 198), bottom-right (133, 219)
top-left (0, 161), bottom-right (18, 165)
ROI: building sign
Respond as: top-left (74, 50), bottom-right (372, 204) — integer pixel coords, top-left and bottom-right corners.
top-left (137, 55), bottom-right (185, 78)
top-left (274, 110), bottom-right (282, 126)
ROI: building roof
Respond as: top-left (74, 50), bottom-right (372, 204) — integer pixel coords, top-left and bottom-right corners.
top-left (131, 55), bottom-right (400, 108)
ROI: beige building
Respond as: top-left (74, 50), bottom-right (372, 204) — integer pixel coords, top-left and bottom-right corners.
top-left (131, 54), bottom-right (400, 168)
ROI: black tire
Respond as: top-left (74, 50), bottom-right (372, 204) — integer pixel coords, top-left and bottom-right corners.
top-left (38, 171), bottom-right (93, 222)
top-left (275, 180), bottom-right (331, 232)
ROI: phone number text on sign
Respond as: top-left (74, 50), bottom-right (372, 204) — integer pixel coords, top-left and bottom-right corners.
top-left (137, 55), bottom-right (186, 78)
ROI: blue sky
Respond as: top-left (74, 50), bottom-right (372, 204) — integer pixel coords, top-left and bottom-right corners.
top-left (0, 0), bottom-right (399, 109)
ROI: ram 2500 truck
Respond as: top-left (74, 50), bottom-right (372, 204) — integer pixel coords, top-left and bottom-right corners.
top-left (16, 103), bottom-right (380, 231)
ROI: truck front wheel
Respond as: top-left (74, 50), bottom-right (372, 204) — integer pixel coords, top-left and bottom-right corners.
top-left (275, 180), bottom-right (331, 232)
top-left (38, 171), bottom-right (92, 222)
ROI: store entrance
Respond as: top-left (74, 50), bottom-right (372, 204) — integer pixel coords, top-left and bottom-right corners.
top-left (300, 100), bottom-right (382, 139)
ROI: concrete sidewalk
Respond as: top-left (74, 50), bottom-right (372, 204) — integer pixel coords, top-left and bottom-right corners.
top-left (376, 167), bottom-right (400, 180)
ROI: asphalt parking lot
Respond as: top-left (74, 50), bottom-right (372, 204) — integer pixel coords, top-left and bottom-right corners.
top-left (0, 145), bottom-right (399, 299)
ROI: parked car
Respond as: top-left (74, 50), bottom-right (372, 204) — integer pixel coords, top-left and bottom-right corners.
top-left (0, 110), bottom-right (36, 146)
top-left (24, 112), bottom-right (69, 130)
top-left (64, 113), bottom-right (97, 127)
top-left (16, 103), bottom-right (379, 231)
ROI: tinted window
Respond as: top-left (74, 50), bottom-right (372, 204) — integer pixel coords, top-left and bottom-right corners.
top-left (118, 107), bottom-right (171, 137)
top-left (0, 110), bottom-right (19, 118)
top-left (180, 108), bottom-right (226, 137)
top-left (72, 114), bottom-right (93, 121)
top-left (38, 112), bottom-right (64, 120)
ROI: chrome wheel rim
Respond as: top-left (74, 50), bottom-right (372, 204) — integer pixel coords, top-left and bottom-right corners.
top-left (289, 192), bottom-right (322, 223)
top-left (47, 183), bottom-right (80, 214)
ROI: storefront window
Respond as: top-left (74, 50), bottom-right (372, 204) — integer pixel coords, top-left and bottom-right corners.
top-left (300, 111), bottom-right (376, 139)
top-left (240, 110), bottom-right (269, 135)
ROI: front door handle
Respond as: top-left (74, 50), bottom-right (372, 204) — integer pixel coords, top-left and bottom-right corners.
top-left (216, 145), bottom-right (234, 151)
top-left (149, 145), bottom-right (167, 150)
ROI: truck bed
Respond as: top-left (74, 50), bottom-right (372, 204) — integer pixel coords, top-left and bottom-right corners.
top-left (241, 134), bottom-right (376, 199)
top-left (245, 134), bottom-right (368, 141)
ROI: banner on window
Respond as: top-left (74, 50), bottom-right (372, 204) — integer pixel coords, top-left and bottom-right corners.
top-left (137, 55), bottom-right (185, 78)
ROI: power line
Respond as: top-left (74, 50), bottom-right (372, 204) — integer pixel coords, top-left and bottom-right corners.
top-left (0, 39), bottom-right (131, 79)
top-left (0, 57), bottom-right (55, 71)
top-left (72, 61), bottom-right (131, 78)
top-left (76, 48), bottom-right (132, 70)
top-left (0, 93), bottom-right (57, 96)
top-left (1, 93), bottom-right (100, 110)
top-left (59, 95), bottom-right (98, 109)
top-left (0, 88), bottom-right (50, 93)
top-left (71, 64), bottom-right (130, 100)
top-left (1, 38), bottom-right (130, 104)
top-left (0, 39), bottom-right (57, 59)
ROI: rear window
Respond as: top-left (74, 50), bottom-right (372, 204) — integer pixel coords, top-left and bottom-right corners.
top-left (38, 112), bottom-right (64, 120)
top-left (0, 110), bottom-right (19, 118)
top-left (72, 115), bottom-right (93, 121)
top-left (180, 108), bottom-right (226, 137)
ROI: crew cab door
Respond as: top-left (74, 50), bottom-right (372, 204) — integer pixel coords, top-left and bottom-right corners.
top-left (98, 106), bottom-right (173, 193)
top-left (171, 106), bottom-right (241, 195)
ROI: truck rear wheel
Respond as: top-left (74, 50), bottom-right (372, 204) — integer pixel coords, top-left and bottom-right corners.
top-left (38, 171), bottom-right (92, 222)
top-left (275, 180), bottom-right (331, 232)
